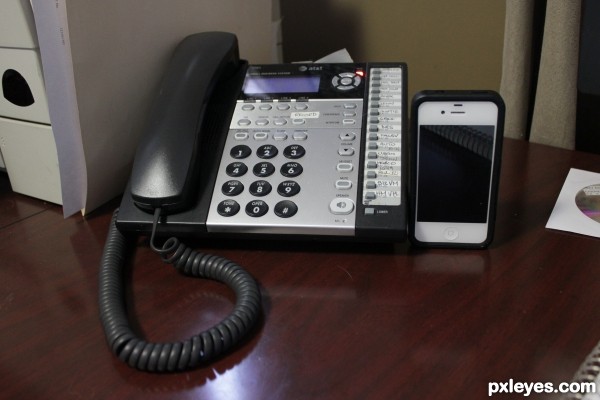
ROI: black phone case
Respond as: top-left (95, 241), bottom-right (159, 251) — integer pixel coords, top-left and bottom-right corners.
top-left (409, 90), bottom-right (505, 249)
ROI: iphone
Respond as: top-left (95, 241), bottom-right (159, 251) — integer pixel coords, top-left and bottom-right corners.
top-left (409, 90), bottom-right (504, 248)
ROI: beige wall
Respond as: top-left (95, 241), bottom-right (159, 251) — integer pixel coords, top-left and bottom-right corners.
top-left (281, 0), bottom-right (505, 101)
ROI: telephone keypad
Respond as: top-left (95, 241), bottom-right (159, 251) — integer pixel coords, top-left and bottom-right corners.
top-left (210, 98), bottom-right (362, 233)
top-left (206, 63), bottom-right (405, 236)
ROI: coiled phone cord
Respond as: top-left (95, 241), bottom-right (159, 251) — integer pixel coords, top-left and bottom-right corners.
top-left (564, 339), bottom-right (600, 400)
top-left (98, 209), bottom-right (262, 372)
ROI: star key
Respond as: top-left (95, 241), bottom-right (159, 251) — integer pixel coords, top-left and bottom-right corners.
top-left (217, 200), bottom-right (240, 217)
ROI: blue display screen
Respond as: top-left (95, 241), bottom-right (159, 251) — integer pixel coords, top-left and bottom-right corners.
top-left (243, 76), bottom-right (321, 94)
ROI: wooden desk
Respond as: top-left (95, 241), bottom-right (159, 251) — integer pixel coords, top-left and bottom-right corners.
top-left (1, 138), bottom-right (599, 400)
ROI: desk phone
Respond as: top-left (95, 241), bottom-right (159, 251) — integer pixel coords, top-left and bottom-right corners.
top-left (101, 32), bottom-right (407, 372)
top-left (116, 33), bottom-right (408, 240)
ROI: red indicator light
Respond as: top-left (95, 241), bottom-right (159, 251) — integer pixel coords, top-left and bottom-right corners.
top-left (356, 70), bottom-right (365, 77)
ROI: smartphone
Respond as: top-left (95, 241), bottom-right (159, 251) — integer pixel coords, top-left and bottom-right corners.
top-left (409, 90), bottom-right (504, 248)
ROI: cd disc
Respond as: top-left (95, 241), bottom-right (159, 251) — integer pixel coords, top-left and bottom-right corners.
top-left (575, 184), bottom-right (600, 223)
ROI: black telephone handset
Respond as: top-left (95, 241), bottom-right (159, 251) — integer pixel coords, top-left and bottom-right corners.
top-left (130, 32), bottom-right (240, 213)
top-left (99, 32), bottom-right (262, 373)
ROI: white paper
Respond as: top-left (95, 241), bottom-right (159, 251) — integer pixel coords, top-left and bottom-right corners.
top-left (546, 168), bottom-right (600, 238)
top-left (293, 49), bottom-right (354, 64)
top-left (31, 0), bottom-right (86, 217)
top-left (315, 48), bottom-right (354, 63)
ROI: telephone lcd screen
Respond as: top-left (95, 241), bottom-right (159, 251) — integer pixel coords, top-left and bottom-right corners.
top-left (417, 125), bottom-right (495, 223)
top-left (243, 76), bottom-right (321, 94)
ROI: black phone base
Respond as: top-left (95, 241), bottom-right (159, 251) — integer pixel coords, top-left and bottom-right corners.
top-left (99, 209), bottom-right (262, 372)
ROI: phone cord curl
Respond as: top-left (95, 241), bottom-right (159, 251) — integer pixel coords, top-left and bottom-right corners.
top-left (98, 209), bottom-right (262, 372)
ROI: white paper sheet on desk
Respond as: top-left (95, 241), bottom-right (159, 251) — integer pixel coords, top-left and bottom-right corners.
top-left (546, 168), bottom-right (600, 238)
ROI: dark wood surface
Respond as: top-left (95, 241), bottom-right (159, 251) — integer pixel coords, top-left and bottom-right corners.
top-left (1, 138), bottom-right (599, 400)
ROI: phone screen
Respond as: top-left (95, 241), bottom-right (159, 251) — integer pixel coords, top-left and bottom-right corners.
top-left (416, 124), bottom-right (495, 223)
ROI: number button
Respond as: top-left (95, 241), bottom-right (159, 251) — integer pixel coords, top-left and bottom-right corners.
top-left (253, 162), bottom-right (275, 177)
top-left (283, 145), bottom-right (305, 159)
top-left (249, 180), bottom-right (272, 197)
top-left (221, 180), bottom-right (244, 196)
top-left (277, 181), bottom-right (301, 197)
top-left (257, 145), bottom-right (278, 159)
top-left (230, 145), bottom-right (251, 159)
top-left (217, 200), bottom-right (240, 217)
top-left (226, 162), bottom-right (248, 177)
top-left (274, 200), bottom-right (298, 218)
top-left (245, 200), bottom-right (269, 217)
top-left (280, 162), bottom-right (303, 177)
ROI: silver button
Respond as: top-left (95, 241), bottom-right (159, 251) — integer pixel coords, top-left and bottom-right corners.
top-left (336, 163), bottom-right (353, 172)
top-left (273, 132), bottom-right (288, 141)
top-left (340, 132), bottom-right (356, 141)
top-left (293, 131), bottom-right (308, 140)
top-left (329, 198), bottom-right (355, 215)
top-left (253, 131), bottom-right (269, 140)
top-left (335, 180), bottom-right (353, 190)
top-left (234, 131), bottom-right (249, 140)
top-left (255, 119), bottom-right (269, 126)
